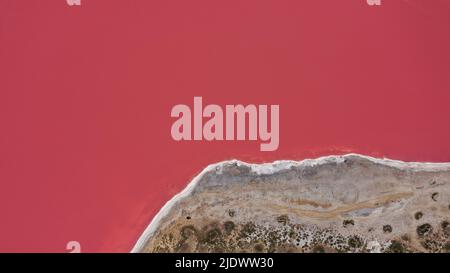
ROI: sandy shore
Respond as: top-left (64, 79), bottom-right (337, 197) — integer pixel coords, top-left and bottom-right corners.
top-left (132, 154), bottom-right (450, 253)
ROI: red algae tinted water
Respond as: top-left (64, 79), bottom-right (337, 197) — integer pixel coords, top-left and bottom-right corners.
top-left (1, 1), bottom-right (450, 252)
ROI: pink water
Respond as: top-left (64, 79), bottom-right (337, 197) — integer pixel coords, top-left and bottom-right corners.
top-left (1, 0), bottom-right (450, 252)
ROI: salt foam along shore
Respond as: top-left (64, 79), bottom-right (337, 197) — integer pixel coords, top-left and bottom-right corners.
top-left (130, 153), bottom-right (450, 252)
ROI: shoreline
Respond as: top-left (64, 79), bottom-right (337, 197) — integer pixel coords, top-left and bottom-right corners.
top-left (130, 153), bottom-right (450, 253)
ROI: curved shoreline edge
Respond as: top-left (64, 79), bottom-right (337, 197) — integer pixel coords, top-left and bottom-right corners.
top-left (130, 153), bottom-right (450, 252)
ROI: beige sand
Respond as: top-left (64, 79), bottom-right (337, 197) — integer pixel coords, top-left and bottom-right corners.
top-left (133, 154), bottom-right (450, 253)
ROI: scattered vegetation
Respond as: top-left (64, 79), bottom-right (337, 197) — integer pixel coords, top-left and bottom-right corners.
top-left (276, 215), bottom-right (289, 225)
top-left (343, 219), bottom-right (354, 228)
top-left (383, 225), bottom-right (393, 233)
top-left (224, 221), bottom-right (235, 233)
top-left (417, 223), bottom-right (433, 237)
top-left (414, 212), bottom-right (423, 220)
top-left (431, 192), bottom-right (439, 201)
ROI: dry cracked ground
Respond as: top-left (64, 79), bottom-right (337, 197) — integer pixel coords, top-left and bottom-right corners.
top-left (133, 154), bottom-right (450, 253)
